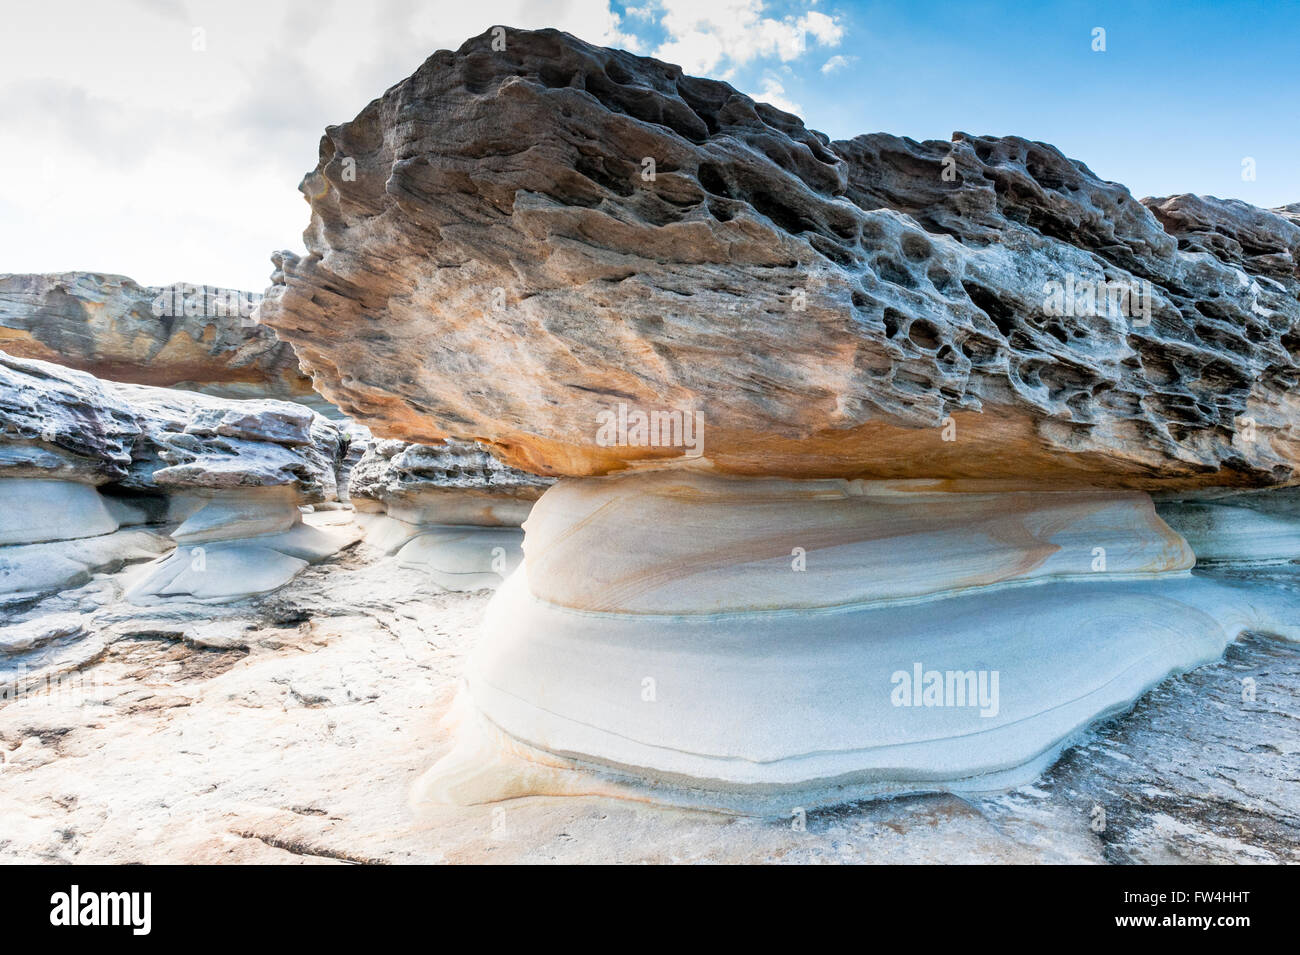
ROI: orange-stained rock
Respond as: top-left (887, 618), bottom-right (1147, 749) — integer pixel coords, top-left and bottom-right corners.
top-left (1, 271), bottom-right (320, 408)
top-left (258, 28), bottom-right (1300, 489)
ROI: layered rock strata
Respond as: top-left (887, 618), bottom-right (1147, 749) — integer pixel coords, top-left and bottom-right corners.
top-left (0, 353), bottom-right (354, 605)
top-left (350, 439), bottom-right (551, 590)
top-left (424, 471), bottom-right (1299, 811)
top-left (258, 28), bottom-right (1300, 809)
top-left (0, 478), bottom-right (171, 608)
top-left (1155, 487), bottom-right (1300, 565)
top-left (0, 272), bottom-right (328, 411)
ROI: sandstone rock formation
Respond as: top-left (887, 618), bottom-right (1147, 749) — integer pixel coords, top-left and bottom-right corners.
top-left (1156, 486), bottom-right (1300, 565)
top-left (350, 439), bottom-right (551, 590)
top-left (259, 27), bottom-right (1299, 490)
top-left (0, 272), bottom-right (326, 410)
top-left (7, 550), bottom-right (1295, 863)
top-left (0, 353), bottom-right (354, 605)
top-left (258, 28), bottom-right (1300, 810)
top-left (423, 470), bottom-right (1299, 810)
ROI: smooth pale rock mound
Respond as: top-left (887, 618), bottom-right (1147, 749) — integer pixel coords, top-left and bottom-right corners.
top-left (0, 479), bottom-right (119, 546)
top-left (124, 489), bottom-right (359, 604)
top-left (423, 470), bottom-right (1300, 812)
top-left (0, 272), bottom-right (319, 406)
top-left (127, 544), bottom-right (309, 603)
top-left (259, 27), bottom-right (1300, 489)
top-left (169, 491), bottom-right (303, 544)
top-left (1156, 487), bottom-right (1300, 564)
top-left (0, 465), bottom-right (166, 604)
top-left (395, 526), bottom-right (524, 591)
top-left (0, 474), bottom-right (170, 605)
top-left (350, 439), bottom-right (550, 590)
top-left (521, 471), bottom-right (1192, 613)
top-left (0, 529), bottom-right (170, 606)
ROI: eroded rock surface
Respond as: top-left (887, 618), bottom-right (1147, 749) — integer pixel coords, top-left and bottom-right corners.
top-left (0, 353), bottom-right (353, 604)
top-left (350, 438), bottom-right (552, 524)
top-left (259, 27), bottom-right (1300, 488)
top-left (0, 272), bottom-right (322, 408)
top-left (1, 353), bottom-right (343, 497)
top-left (350, 439), bottom-right (552, 589)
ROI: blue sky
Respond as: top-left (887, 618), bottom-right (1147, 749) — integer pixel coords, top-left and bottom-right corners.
top-left (1, 0), bottom-right (1295, 291)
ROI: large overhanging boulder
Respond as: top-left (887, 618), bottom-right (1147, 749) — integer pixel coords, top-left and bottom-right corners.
top-left (0, 272), bottom-right (323, 409)
top-left (259, 27), bottom-right (1300, 490)
top-left (259, 28), bottom-right (1300, 811)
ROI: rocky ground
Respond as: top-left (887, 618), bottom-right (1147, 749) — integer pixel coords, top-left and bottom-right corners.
top-left (2, 539), bottom-right (1294, 865)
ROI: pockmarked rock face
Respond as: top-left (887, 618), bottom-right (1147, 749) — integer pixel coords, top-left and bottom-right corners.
top-left (0, 272), bottom-right (321, 407)
top-left (260, 27), bottom-right (1300, 488)
top-left (350, 438), bottom-right (553, 524)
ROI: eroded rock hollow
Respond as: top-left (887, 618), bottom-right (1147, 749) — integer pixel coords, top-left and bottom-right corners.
top-left (349, 438), bottom-right (552, 590)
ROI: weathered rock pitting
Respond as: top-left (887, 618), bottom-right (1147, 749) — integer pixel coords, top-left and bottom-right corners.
top-left (350, 438), bottom-right (552, 524)
top-left (259, 27), bottom-right (1300, 489)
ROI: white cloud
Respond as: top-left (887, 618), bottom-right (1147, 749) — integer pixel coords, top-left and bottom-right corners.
top-left (0, 0), bottom-right (643, 291)
top-left (649, 0), bottom-right (846, 76)
top-left (0, 0), bottom-right (840, 291)
top-left (800, 11), bottom-right (844, 46)
top-left (821, 53), bottom-right (851, 74)
top-left (753, 74), bottom-right (801, 115)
